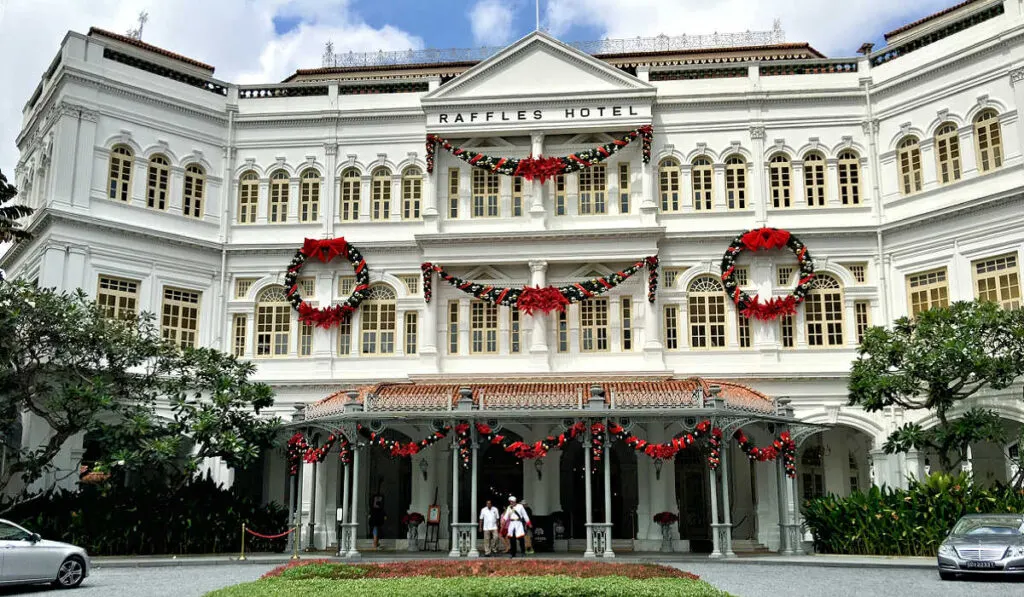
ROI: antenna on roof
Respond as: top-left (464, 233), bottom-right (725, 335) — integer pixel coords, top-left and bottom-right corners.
top-left (126, 11), bottom-right (148, 40)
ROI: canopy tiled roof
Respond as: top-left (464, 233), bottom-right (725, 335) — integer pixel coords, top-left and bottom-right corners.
top-left (883, 0), bottom-right (982, 40)
top-left (88, 27), bottom-right (215, 72)
top-left (305, 378), bottom-right (775, 419)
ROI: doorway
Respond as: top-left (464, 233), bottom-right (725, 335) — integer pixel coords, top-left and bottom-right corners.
top-left (675, 449), bottom-right (711, 552)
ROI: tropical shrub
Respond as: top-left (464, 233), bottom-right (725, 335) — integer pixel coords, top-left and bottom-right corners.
top-left (803, 472), bottom-right (1024, 556)
top-left (6, 475), bottom-right (288, 555)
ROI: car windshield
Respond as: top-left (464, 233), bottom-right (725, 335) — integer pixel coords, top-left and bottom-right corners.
top-left (952, 517), bottom-right (1024, 536)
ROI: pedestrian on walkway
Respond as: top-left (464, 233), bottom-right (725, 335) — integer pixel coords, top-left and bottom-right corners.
top-left (479, 499), bottom-right (500, 556)
top-left (502, 496), bottom-right (531, 558)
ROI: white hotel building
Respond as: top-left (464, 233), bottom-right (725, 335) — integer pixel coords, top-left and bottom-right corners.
top-left (4, 0), bottom-right (1024, 557)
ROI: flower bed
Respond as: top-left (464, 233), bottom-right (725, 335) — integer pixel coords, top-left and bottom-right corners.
top-left (262, 559), bottom-right (699, 580)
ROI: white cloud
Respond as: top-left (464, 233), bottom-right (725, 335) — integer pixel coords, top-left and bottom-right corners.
top-left (469, 0), bottom-right (516, 47)
top-left (0, 0), bottom-right (423, 176)
top-left (545, 0), bottom-right (955, 56)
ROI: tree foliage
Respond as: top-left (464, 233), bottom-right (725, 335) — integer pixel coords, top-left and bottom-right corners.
top-left (848, 300), bottom-right (1024, 471)
top-left (0, 170), bottom-right (34, 243)
top-left (0, 281), bottom-right (280, 505)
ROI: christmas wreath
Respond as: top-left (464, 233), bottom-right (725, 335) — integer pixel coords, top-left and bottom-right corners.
top-left (422, 256), bottom-right (658, 316)
top-left (285, 237), bottom-right (370, 329)
top-left (358, 424), bottom-right (451, 458)
top-left (426, 125), bottom-right (653, 181)
top-left (720, 227), bottom-right (815, 321)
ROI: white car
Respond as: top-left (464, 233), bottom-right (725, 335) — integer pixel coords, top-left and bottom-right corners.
top-left (0, 518), bottom-right (89, 588)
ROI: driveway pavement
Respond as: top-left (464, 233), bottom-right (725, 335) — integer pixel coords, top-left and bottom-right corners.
top-left (0, 564), bottom-right (276, 597)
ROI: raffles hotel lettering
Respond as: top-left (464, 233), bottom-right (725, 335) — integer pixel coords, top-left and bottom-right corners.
top-left (436, 105), bottom-right (642, 124)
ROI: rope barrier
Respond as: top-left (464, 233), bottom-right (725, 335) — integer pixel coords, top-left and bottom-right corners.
top-left (244, 526), bottom-right (296, 540)
top-left (240, 523), bottom-right (298, 561)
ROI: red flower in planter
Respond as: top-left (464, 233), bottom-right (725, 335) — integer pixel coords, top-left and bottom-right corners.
top-left (401, 512), bottom-right (425, 526)
top-left (653, 511), bottom-right (679, 526)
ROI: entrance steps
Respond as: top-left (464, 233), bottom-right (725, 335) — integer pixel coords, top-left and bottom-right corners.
top-left (731, 539), bottom-right (771, 553)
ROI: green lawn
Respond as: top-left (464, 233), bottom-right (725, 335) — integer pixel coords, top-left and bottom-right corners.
top-left (206, 575), bottom-right (731, 597)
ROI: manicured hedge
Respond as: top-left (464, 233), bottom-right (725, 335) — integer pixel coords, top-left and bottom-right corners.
top-left (206, 576), bottom-right (729, 597)
top-left (803, 472), bottom-right (1024, 556)
top-left (263, 559), bottom-right (698, 580)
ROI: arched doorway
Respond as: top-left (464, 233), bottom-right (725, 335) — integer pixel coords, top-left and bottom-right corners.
top-left (367, 429), bottom-right (413, 540)
top-left (797, 426), bottom-right (873, 501)
top-left (560, 440), bottom-right (638, 540)
top-left (674, 448), bottom-right (711, 552)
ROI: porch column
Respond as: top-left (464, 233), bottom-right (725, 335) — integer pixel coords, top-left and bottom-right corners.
top-left (286, 465), bottom-right (298, 554)
top-left (786, 473), bottom-right (804, 555)
top-left (708, 460), bottom-right (722, 558)
top-left (719, 443), bottom-right (735, 557)
top-left (602, 418), bottom-right (615, 558)
top-left (346, 442), bottom-right (362, 558)
top-left (777, 459), bottom-right (792, 555)
top-left (295, 461), bottom-right (306, 552)
top-left (448, 441), bottom-right (461, 557)
top-left (337, 460), bottom-right (350, 556)
top-left (583, 436), bottom-right (596, 557)
top-left (307, 459), bottom-right (319, 550)
top-left (468, 434), bottom-right (480, 557)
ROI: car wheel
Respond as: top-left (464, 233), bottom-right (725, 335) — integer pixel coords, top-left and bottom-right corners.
top-left (938, 571), bottom-right (957, 581)
top-left (53, 556), bottom-right (85, 589)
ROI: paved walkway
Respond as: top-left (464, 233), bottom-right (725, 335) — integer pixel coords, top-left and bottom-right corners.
top-left (92, 550), bottom-right (936, 570)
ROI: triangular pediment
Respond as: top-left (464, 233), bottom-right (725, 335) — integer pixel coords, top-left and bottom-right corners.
top-left (423, 32), bottom-right (654, 103)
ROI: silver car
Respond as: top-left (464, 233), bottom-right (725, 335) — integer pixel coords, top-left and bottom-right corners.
top-left (0, 518), bottom-right (89, 588)
top-left (937, 513), bottom-right (1024, 580)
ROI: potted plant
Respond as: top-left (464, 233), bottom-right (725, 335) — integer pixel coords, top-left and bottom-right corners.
top-left (402, 512), bottom-right (425, 551)
top-left (653, 512), bottom-right (679, 552)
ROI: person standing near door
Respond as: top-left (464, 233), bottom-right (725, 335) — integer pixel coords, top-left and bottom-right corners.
top-left (369, 479), bottom-right (386, 550)
top-left (478, 499), bottom-right (500, 556)
top-left (502, 496), bottom-right (530, 558)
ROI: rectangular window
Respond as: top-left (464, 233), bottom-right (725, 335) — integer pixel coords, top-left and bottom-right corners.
top-left (338, 317), bottom-right (352, 355)
top-left (404, 312), bottom-right (417, 355)
top-left (578, 164), bottom-right (607, 215)
top-left (269, 178), bottom-right (289, 223)
top-left (907, 268), bottom-right (949, 316)
top-left (554, 175), bottom-right (566, 216)
top-left (777, 266), bottom-right (794, 287)
top-left (448, 168), bottom-right (460, 218)
top-left (842, 263), bottom-right (867, 284)
top-left (664, 305), bottom-right (679, 350)
top-left (512, 176), bottom-right (524, 217)
top-left (620, 297), bottom-right (632, 351)
top-left (738, 315), bottom-right (751, 348)
top-left (232, 314), bottom-right (247, 357)
top-left (340, 171), bottom-right (360, 221)
top-left (97, 275), bottom-right (140, 319)
top-left (235, 277), bottom-right (257, 299)
top-left (256, 303), bottom-right (290, 357)
top-left (663, 267), bottom-right (688, 289)
top-left (733, 266), bottom-right (749, 286)
top-left (618, 163), bottom-right (630, 214)
top-left (854, 301), bottom-right (870, 344)
top-left (300, 175), bottom-right (320, 223)
top-left (360, 303), bottom-right (396, 354)
top-left (448, 301), bottom-right (460, 354)
top-left (472, 169), bottom-right (499, 217)
top-left (371, 173), bottom-right (391, 221)
top-left (399, 275), bottom-right (420, 295)
top-left (973, 253), bottom-right (1021, 309)
top-left (689, 293), bottom-right (727, 349)
top-left (470, 300), bottom-right (498, 354)
top-left (338, 276), bottom-right (356, 297)
top-left (580, 298), bottom-right (609, 352)
top-left (510, 309), bottom-right (521, 354)
top-left (557, 311), bottom-right (568, 353)
top-left (238, 179), bottom-right (258, 223)
top-left (161, 287), bottom-right (201, 350)
top-left (780, 315), bottom-right (795, 348)
top-left (402, 173), bottom-right (421, 220)
top-left (299, 322), bottom-right (313, 357)
top-left (299, 277), bottom-right (316, 299)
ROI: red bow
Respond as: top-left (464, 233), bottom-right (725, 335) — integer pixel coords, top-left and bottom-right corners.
top-left (300, 237), bottom-right (349, 263)
top-left (740, 295), bottom-right (799, 321)
top-left (517, 286), bottom-right (571, 315)
top-left (740, 227), bottom-right (791, 252)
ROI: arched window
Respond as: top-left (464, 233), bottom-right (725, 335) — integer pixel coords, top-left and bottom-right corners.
top-left (769, 153), bottom-right (791, 208)
top-left (806, 274), bottom-right (844, 347)
top-left (724, 155), bottom-right (746, 209)
top-left (803, 152), bottom-right (826, 207)
top-left (371, 167), bottom-right (392, 221)
top-left (897, 137), bottom-right (923, 195)
top-left (471, 168), bottom-right (499, 217)
top-left (360, 284), bottom-right (396, 355)
top-left (269, 169), bottom-right (289, 223)
top-left (107, 145), bottom-right (133, 202)
top-left (402, 166), bottom-right (422, 220)
top-left (255, 287), bottom-right (291, 357)
top-left (146, 154), bottom-right (170, 210)
top-left (837, 150), bottom-right (861, 205)
top-left (658, 158), bottom-right (680, 212)
top-left (687, 276), bottom-right (726, 349)
top-left (238, 170), bottom-right (259, 224)
top-left (973, 110), bottom-right (1003, 173)
top-left (183, 164), bottom-right (205, 218)
top-left (299, 168), bottom-right (320, 223)
top-left (934, 122), bottom-right (961, 185)
top-left (691, 156), bottom-right (713, 211)
top-left (340, 167), bottom-right (360, 221)
top-left (578, 164), bottom-right (607, 214)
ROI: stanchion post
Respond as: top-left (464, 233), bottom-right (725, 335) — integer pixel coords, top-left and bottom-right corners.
top-left (290, 525), bottom-right (300, 560)
top-left (239, 523), bottom-right (247, 561)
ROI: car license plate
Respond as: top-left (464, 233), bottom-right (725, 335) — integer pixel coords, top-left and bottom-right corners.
top-left (963, 561), bottom-right (998, 570)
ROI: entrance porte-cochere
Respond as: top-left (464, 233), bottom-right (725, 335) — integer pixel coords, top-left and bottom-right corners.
top-left (287, 377), bottom-right (826, 558)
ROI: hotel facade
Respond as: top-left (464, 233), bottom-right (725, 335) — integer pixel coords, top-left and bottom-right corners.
top-left (5, 0), bottom-right (1024, 557)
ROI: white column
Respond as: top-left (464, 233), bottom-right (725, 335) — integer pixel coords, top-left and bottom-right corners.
top-left (346, 443), bottom-right (362, 558)
top-left (777, 459), bottom-right (791, 554)
top-left (448, 442), bottom-right (461, 557)
top-left (708, 462), bottom-right (722, 558)
top-left (469, 436), bottom-right (480, 557)
top-left (529, 133), bottom-right (545, 212)
top-left (421, 298), bottom-right (438, 356)
top-left (720, 444), bottom-right (736, 557)
top-left (288, 178), bottom-right (300, 223)
top-left (337, 461), bottom-right (350, 556)
top-left (324, 144), bottom-right (338, 237)
top-left (958, 126), bottom-right (978, 176)
top-left (602, 418), bottom-right (615, 558)
top-left (359, 175), bottom-right (372, 220)
top-left (306, 460), bottom-right (319, 550)
top-left (583, 436), bottom-right (595, 558)
top-left (528, 261), bottom-right (549, 353)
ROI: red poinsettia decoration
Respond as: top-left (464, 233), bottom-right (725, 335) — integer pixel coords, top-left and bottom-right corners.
top-left (740, 227), bottom-right (791, 252)
top-left (653, 511), bottom-right (679, 526)
top-left (517, 286), bottom-right (571, 315)
top-left (402, 512), bottom-right (425, 526)
top-left (514, 156), bottom-right (568, 183)
top-left (739, 295), bottom-right (799, 321)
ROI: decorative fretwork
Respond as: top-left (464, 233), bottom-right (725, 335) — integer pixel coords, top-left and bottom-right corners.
top-left (650, 67), bottom-right (748, 81)
top-left (238, 85), bottom-right (329, 99)
top-left (102, 48), bottom-right (227, 95)
top-left (760, 60), bottom-right (857, 76)
top-left (871, 3), bottom-right (1006, 66)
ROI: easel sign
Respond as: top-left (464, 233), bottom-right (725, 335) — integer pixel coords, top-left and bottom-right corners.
top-left (427, 504), bottom-right (441, 524)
